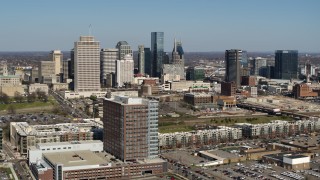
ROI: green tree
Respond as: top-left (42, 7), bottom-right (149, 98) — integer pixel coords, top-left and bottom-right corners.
top-left (7, 105), bottom-right (16, 114)
top-left (89, 95), bottom-right (97, 102)
top-left (14, 91), bottom-right (24, 103)
top-left (27, 92), bottom-right (37, 102)
top-left (0, 92), bottom-right (10, 104)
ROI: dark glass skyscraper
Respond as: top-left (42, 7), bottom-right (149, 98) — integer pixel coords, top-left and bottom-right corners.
top-left (151, 32), bottom-right (164, 77)
top-left (225, 49), bottom-right (242, 88)
top-left (274, 50), bottom-right (298, 79)
top-left (144, 48), bottom-right (152, 76)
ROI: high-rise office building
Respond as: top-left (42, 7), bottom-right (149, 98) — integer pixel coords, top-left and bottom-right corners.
top-left (116, 55), bottom-right (134, 87)
top-left (274, 50), bottom-right (298, 79)
top-left (49, 50), bottom-right (63, 76)
top-left (241, 50), bottom-right (248, 67)
top-left (144, 48), bottom-right (152, 76)
top-left (103, 96), bottom-right (159, 161)
top-left (100, 48), bottom-right (118, 86)
top-left (151, 32), bottom-right (164, 77)
top-left (116, 41), bottom-right (132, 60)
top-left (172, 39), bottom-right (185, 80)
top-left (38, 61), bottom-right (56, 84)
top-left (253, 57), bottom-right (267, 76)
top-left (225, 49), bottom-right (242, 88)
top-left (74, 36), bottom-right (100, 92)
top-left (138, 45), bottom-right (145, 74)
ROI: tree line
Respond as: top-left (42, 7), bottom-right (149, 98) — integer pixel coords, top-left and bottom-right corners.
top-left (0, 90), bottom-right (48, 104)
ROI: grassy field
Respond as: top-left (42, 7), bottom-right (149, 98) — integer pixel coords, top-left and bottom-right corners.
top-left (0, 96), bottom-right (57, 114)
top-left (159, 115), bottom-right (293, 133)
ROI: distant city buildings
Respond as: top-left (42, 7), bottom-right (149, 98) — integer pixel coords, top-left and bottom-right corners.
top-left (253, 57), bottom-right (267, 76)
top-left (144, 47), bottom-right (152, 76)
top-left (274, 50), bottom-right (298, 79)
top-left (74, 36), bottom-right (101, 92)
top-left (151, 32), bottom-right (164, 77)
top-left (116, 41), bottom-right (132, 60)
top-left (138, 45), bottom-right (145, 75)
top-left (116, 55), bottom-right (134, 87)
top-left (186, 66), bottom-right (205, 81)
top-left (49, 50), bottom-right (63, 76)
top-left (100, 48), bottom-right (118, 87)
top-left (225, 49), bottom-right (242, 88)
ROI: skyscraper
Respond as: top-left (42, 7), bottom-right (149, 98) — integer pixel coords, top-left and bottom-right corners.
top-left (138, 45), bottom-right (145, 74)
top-left (253, 57), bottom-right (267, 76)
top-left (172, 39), bottom-right (185, 80)
top-left (103, 96), bottom-right (159, 161)
top-left (151, 32), bottom-right (164, 77)
top-left (274, 50), bottom-right (298, 79)
top-left (74, 36), bottom-right (100, 92)
top-left (116, 55), bottom-right (134, 87)
top-left (100, 48), bottom-right (119, 86)
top-left (116, 41), bottom-right (132, 60)
top-left (144, 48), bottom-right (152, 76)
top-left (241, 50), bottom-right (248, 67)
top-left (49, 50), bottom-right (63, 76)
top-left (225, 49), bottom-right (242, 88)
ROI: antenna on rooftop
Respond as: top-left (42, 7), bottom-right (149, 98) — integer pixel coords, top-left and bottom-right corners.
top-left (89, 24), bottom-right (92, 36)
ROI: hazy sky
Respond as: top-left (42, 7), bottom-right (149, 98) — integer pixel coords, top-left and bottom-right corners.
top-left (0, 0), bottom-right (319, 52)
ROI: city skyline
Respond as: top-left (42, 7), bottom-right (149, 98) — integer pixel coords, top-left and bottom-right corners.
top-left (0, 0), bottom-right (319, 52)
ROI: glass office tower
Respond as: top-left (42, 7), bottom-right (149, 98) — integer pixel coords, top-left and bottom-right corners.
top-left (151, 32), bottom-right (164, 77)
top-left (274, 50), bottom-right (298, 79)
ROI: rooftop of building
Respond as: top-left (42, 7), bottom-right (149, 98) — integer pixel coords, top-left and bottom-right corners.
top-left (44, 150), bottom-right (108, 167)
top-left (43, 150), bottom-right (165, 168)
top-left (11, 122), bottom-right (97, 136)
top-left (105, 95), bottom-right (157, 105)
top-left (0, 75), bottom-right (20, 78)
top-left (36, 140), bottom-right (102, 149)
top-left (264, 153), bottom-right (308, 161)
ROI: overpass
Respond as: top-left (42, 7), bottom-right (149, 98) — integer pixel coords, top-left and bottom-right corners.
top-left (237, 102), bottom-right (311, 120)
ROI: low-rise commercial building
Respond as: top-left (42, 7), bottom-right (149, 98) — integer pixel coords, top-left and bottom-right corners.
top-left (28, 83), bottom-right (49, 94)
top-left (30, 150), bottom-right (167, 180)
top-left (262, 153), bottom-right (310, 170)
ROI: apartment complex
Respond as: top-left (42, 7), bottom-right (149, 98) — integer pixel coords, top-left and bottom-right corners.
top-left (159, 126), bottom-right (242, 148)
top-left (103, 96), bottom-right (159, 161)
top-left (237, 119), bottom-right (320, 139)
top-left (74, 36), bottom-right (100, 92)
top-left (10, 122), bottom-right (98, 155)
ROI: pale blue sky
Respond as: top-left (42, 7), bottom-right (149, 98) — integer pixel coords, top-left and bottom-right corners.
top-left (0, 0), bottom-right (319, 52)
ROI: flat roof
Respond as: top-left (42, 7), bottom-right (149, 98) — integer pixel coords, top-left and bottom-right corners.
top-left (37, 140), bottom-right (102, 147)
top-left (285, 155), bottom-right (308, 159)
top-left (43, 150), bottom-right (165, 168)
top-left (43, 150), bottom-right (107, 167)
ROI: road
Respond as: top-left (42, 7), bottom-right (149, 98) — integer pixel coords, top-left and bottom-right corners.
top-left (49, 90), bottom-right (90, 119)
top-left (3, 142), bottom-right (32, 180)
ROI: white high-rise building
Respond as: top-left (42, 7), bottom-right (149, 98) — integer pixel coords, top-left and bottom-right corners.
top-left (116, 55), bottom-right (134, 87)
top-left (100, 48), bottom-right (118, 86)
top-left (74, 36), bottom-right (100, 92)
top-left (49, 50), bottom-right (63, 76)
